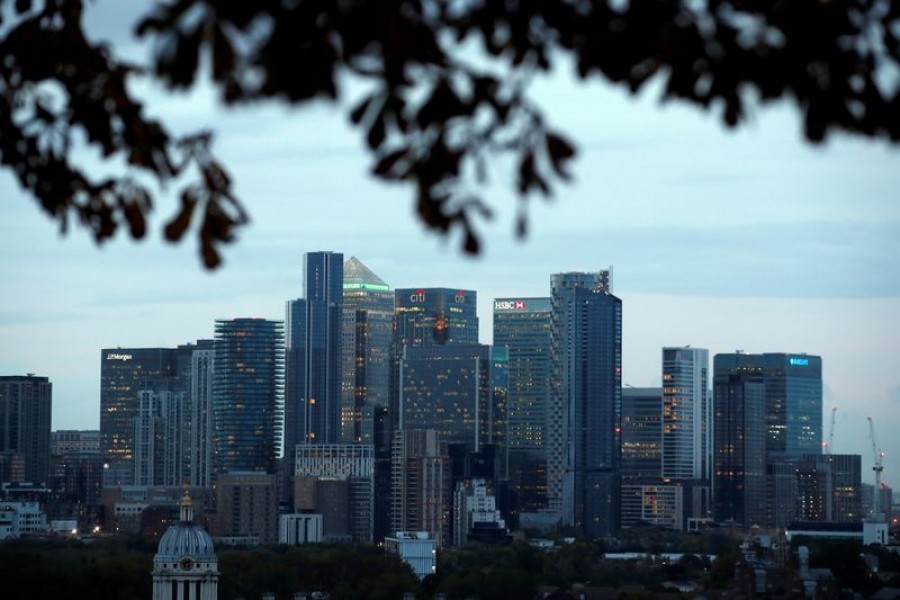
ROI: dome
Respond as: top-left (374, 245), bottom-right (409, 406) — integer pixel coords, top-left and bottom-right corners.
top-left (153, 492), bottom-right (216, 564)
top-left (155, 523), bottom-right (216, 563)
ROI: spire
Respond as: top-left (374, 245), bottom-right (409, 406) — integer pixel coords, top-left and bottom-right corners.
top-left (343, 257), bottom-right (390, 291)
top-left (179, 486), bottom-right (194, 523)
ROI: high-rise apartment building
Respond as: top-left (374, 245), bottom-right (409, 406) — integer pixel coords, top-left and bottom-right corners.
top-left (0, 375), bottom-right (52, 486)
top-left (188, 344), bottom-right (215, 488)
top-left (341, 257), bottom-right (393, 444)
top-left (293, 444), bottom-right (375, 542)
top-left (493, 297), bottom-right (552, 512)
top-left (213, 318), bottom-right (284, 475)
top-left (390, 429), bottom-right (452, 547)
top-left (549, 269), bottom-right (622, 536)
top-left (100, 349), bottom-right (178, 486)
top-left (285, 251), bottom-right (344, 458)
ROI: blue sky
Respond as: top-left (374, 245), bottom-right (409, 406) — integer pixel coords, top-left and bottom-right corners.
top-left (1, 4), bottom-right (898, 488)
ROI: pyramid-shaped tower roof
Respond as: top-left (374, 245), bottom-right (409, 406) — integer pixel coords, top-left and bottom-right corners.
top-left (343, 256), bottom-right (390, 291)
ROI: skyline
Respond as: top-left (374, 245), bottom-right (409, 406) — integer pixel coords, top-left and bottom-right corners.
top-left (0, 4), bottom-right (897, 489)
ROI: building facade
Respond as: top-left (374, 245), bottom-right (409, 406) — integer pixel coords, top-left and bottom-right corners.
top-left (213, 319), bottom-right (284, 476)
top-left (0, 375), bottom-right (52, 486)
top-left (390, 429), bottom-right (452, 547)
top-left (100, 349), bottom-right (179, 486)
top-left (285, 251), bottom-right (344, 474)
top-left (341, 257), bottom-right (393, 445)
top-left (549, 269), bottom-right (622, 536)
top-left (493, 297), bottom-right (552, 512)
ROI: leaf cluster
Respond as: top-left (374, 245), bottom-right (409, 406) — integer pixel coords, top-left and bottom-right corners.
top-left (3, 0), bottom-right (899, 266)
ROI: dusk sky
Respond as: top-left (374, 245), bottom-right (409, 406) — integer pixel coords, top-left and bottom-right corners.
top-left (1, 4), bottom-right (898, 489)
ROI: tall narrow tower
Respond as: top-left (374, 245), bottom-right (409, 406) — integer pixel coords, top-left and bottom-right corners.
top-left (549, 269), bottom-right (622, 536)
top-left (285, 251), bottom-right (344, 457)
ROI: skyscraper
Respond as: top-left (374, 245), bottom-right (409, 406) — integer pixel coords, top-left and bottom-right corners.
top-left (0, 375), bottom-right (52, 485)
top-left (399, 344), bottom-right (507, 453)
top-left (549, 269), bottom-right (622, 536)
top-left (620, 387), bottom-right (663, 480)
top-left (213, 318), bottom-right (284, 475)
top-left (712, 354), bottom-right (767, 527)
top-left (493, 297), bottom-right (552, 511)
top-left (341, 257), bottom-right (393, 444)
top-left (661, 347), bottom-right (710, 481)
top-left (394, 288), bottom-right (479, 348)
top-left (100, 348), bottom-right (178, 486)
top-left (285, 251), bottom-right (344, 457)
top-left (390, 429), bottom-right (452, 547)
top-left (188, 343), bottom-right (215, 488)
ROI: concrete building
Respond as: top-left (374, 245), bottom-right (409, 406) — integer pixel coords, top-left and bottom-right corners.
top-left (279, 513), bottom-right (324, 544)
top-left (0, 501), bottom-right (47, 539)
top-left (391, 429), bottom-right (452, 547)
top-left (214, 472), bottom-right (278, 545)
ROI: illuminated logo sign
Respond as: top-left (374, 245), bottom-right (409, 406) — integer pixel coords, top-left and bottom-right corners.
top-left (454, 291), bottom-right (466, 303)
top-left (409, 290), bottom-right (426, 303)
top-left (494, 300), bottom-right (527, 311)
top-left (106, 353), bottom-right (133, 361)
top-left (789, 357), bottom-right (809, 366)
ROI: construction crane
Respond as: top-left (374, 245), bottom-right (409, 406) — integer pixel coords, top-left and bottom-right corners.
top-left (867, 416), bottom-right (886, 518)
top-left (824, 407), bottom-right (837, 455)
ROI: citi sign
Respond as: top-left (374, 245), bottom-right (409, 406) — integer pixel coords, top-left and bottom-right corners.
top-left (409, 290), bottom-right (427, 302)
top-left (495, 300), bottom-right (527, 311)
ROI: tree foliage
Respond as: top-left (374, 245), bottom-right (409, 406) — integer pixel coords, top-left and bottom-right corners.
top-left (2, 0), bottom-right (899, 266)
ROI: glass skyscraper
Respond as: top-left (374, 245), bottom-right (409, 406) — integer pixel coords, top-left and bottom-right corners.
top-left (549, 269), bottom-right (622, 536)
top-left (661, 347), bottom-right (710, 481)
top-left (100, 348), bottom-right (178, 486)
top-left (341, 257), bottom-right (393, 445)
top-left (285, 251), bottom-right (344, 458)
top-left (493, 297), bottom-right (552, 511)
top-left (213, 318), bottom-right (284, 475)
top-left (394, 288), bottom-right (479, 348)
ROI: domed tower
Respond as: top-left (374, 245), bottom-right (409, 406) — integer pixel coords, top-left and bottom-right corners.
top-left (152, 491), bottom-right (219, 600)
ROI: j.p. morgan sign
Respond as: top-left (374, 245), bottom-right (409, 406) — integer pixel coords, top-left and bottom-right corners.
top-left (106, 353), bottom-right (133, 361)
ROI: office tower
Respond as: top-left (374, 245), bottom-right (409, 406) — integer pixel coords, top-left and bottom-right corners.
top-left (214, 471), bottom-right (279, 544)
top-left (549, 269), bottom-right (622, 537)
top-left (341, 257), bottom-right (393, 444)
top-left (716, 353), bottom-right (823, 460)
top-left (292, 444), bottom-right (375, 542)
top-left (620, 387), bottom-right (663, 480)
top-left (768, 453), bottom-right (862, 526)
top-left (394, 288), bottom-right (479, 348)
top-left (712, 355), bottom-right (767, 527)
top-left (100, 349), bottom-right (178, 486)
top-left (399, 344), bottom-right (507, 453)
top-left (713, 352), bottom-right (823, 528)
top-left (493, 297), bottom-right (552, 512)
top-left (0, 375), bottom-right (52, 486)
top-left (390, 429), bottom-right (452, 547)
top-left (285, 251), bottom-right (344, 463)
top-left (213, 318), bottom-right (284, 475)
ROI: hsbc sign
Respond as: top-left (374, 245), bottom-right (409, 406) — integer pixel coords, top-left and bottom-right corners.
top-left (494, 300), bottom-right (527, 311)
